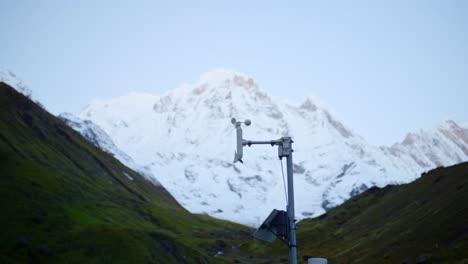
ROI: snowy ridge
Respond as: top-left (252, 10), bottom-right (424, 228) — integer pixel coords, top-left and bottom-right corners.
top-left (58, 113), bottom-right (161, 187)
top-left (77, 69), bottom-right (468, 226)
top-left (0, 70), bottom-right (32, 98)
top-left (387, 120), bottom-right (468, 169)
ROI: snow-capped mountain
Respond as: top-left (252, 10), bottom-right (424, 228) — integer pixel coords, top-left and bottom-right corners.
top-left (58, 113), bottom-right (161, 187)
top-left (76, 69), bottom-right (468, 226)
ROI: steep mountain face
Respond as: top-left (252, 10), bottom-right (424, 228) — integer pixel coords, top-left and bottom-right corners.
top-left (0, 82), bottom-right (273, 263)
top-left (77, 69), bottom-right (468, 226)
top-left (58, 113), bottom-right (161, 186)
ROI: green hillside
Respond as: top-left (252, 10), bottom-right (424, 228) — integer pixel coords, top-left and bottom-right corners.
top-left (292, 162), bottom-right (468, 264)
top-left (0, 83), bottom-right (277, 263)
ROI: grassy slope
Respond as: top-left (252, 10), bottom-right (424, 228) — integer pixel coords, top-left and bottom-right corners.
top-left (293, 162), bottom-right (468, 264)
top-left (0, 83), bottom-right (277, 263)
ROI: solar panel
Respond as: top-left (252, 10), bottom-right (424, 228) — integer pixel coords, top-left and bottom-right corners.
top-left (252, 209), bottom-right (288, 243)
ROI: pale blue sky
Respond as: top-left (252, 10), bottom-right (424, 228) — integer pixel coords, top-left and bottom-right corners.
top-left (1, 0), bottom-right (467, 145)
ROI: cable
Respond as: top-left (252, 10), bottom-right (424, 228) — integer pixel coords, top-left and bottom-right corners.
top-left (280, 158), bottom-right (288, 204)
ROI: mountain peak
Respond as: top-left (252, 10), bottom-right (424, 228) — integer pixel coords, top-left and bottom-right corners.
top-left (196, 68), bottom-right (258, 90)
top-left (402, 132), bottom-right (418, 146)
top-left (198, 68), bottom-right (250, 82)
top-left (299, 97), bottom-right (318, 112)
top-left (438, 119), bottom-right (461, 130)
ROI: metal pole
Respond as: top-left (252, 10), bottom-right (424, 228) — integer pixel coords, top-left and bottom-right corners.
top-left (286, 142), bottom-right (297, 264)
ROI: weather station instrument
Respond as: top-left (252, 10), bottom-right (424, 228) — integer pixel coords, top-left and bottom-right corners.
top-left (231, 118), bottom-right (327, 264)
top-left (231, 117), bottom-right (299, 264)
